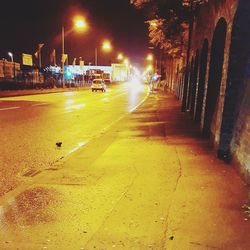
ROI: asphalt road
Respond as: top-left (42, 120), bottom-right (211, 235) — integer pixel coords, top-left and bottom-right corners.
top-left (0, 81), bottom-right (148, 197)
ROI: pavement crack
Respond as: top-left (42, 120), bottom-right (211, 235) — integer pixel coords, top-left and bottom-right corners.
top-left (173, 146), bottom-right (182, 193)
top-left (154, 93), bottom-right (183, 249)
top-left (162, 146), bottom-right (182, 249)
top-left (189, 241), bottom-right (222, 249)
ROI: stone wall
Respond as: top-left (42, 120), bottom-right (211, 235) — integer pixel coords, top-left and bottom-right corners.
top-left (190, 0), bottom-right (237, 142)
top-left (175, 0), bottom-right (250, 183)
top-left (231, 78), bottom-right (250, 182)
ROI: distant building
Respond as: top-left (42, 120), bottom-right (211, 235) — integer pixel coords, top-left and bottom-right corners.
top-left (0, 60), bottom-right (20, 80)
top-left (111, 63), bottom-right (129, 82)
top-left (47, 64), bottom-right (129, 82)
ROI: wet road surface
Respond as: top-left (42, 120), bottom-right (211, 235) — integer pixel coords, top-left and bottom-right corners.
top-left (0, 82), bottom-right (148, 196)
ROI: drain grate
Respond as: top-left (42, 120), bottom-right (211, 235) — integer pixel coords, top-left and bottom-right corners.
top-left (23, 169), bottom-right (41, 177)
top-left (45, 167), bottom-right (59, 171)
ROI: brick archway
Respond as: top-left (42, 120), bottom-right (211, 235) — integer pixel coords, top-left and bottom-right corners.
top-left (218, 0), bottom-right (250, 161)
top-left (203, 18), bottom-right (227, 137)
top-left (195, 39), bottom-right (208, 123)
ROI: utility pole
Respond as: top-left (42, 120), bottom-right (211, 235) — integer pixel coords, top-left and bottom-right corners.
top-left (62, 26), bottom-right (65, 88)
top-left (39, 52), bottom-right (42, 68)
top-left (95, 47), bottom-right (98, 66)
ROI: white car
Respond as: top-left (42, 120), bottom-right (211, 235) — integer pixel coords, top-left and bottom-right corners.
top-left (91, 79), bottom-right (106, 92)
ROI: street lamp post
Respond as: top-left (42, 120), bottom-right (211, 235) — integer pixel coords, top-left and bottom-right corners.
top-left (95, 47), bottom-right (98, 66)
top-left (62, 26), bottom-right (65, 88)
top-left (61, 16), bottom-right (87, 88)
top-left (95, 40), bottom-right (112, 66)
top-left (8, 52), bottom-right (15, 80)
top-left (8, 52), bottom-right (13, 62)
top-left (123, 58), bottom-right (130, 81)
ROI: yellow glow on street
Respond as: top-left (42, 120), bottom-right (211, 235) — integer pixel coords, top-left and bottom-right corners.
top-left (65, 99), bottom-right (74, 105)
top-left (125, 77), bottom-right (146, 112)
top-left (63, 92), bottom-right (75, 96)
top-left (101, 97), bottom-right (109, 102)
top-left (127, 77), bottom-right (145, 92)
top-left (65, 141), bottom-right (88, 156)
top-left (65, 104), bottom-right (86, 110)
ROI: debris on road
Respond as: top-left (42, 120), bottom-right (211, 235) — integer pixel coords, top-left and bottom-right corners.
top-left (56, 142), bottom-right (63, 148)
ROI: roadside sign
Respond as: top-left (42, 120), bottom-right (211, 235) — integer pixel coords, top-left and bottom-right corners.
top-left (22, 53), bottom-right (33, 66)
top-left (80, 60), bottom-right (84, 69)
top-left (61, 54), bottom-right (68, 63)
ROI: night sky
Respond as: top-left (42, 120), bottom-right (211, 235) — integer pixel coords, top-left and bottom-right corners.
top-left (0, 0), bottom-right (149, 66)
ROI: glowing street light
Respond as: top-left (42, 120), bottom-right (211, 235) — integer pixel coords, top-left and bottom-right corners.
top-left (147, 19), bottom-right (158, 28)
top-left (117, 53), bottom-right (124, 60)
top-left (102, 40), bottom-right (112, 52)
top-left (8, 52), bottom-right (13, 62)
top-left (146, 53), bottom-right (153, 61)
top-left (73, 16), bottom-right (88, 32)
top-left (8, 52), bottom-right (15, 80)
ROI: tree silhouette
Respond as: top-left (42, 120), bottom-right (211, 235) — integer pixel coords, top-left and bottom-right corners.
top-left (130, 0), bottom-right (209, 58)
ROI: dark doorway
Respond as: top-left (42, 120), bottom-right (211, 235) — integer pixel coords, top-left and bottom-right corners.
top-left (187, 57), bottom-right (194, 110)
top-left (190, 50), bottom-right (199, 117)
top-left (218, 0), bottom-right (250, 161)
top-left (195, 39), bottom-right (208, 123)
top-left (203, 18), bottom-right (227, 137)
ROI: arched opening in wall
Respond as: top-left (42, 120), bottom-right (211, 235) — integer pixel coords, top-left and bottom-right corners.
top-left (187, 57), bottom-right (194, 110)
top-left (218, 0), bottom-right (250, 161)
top-left (176, 64), bottom-right (181, 99)
top-left (190, 50), bottom-right (199, 117)
top-left (161, 62), bottom-right (166, 80)
top-left (195, 39), bottom-right (208, 123)
top-left (203, 18), bottom-right (227, 137)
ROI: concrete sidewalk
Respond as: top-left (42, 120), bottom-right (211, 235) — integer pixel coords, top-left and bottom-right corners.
top-left (0, 90), bottom-right (249, 249)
